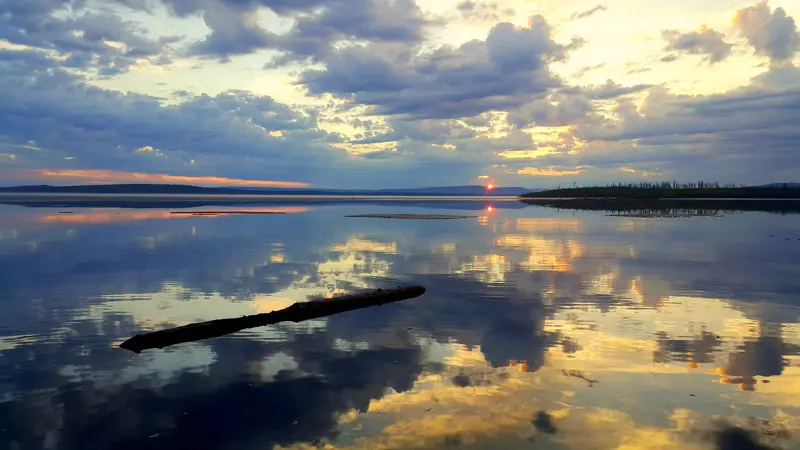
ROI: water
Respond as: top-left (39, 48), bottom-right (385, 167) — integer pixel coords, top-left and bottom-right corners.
top-left (1, 200), bottom-right (799, 449)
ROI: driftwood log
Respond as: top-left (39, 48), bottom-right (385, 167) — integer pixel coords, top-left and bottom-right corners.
top-left (119, 285), bottom-right (426, 353)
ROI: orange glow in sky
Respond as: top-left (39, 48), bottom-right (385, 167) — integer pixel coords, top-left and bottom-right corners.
top-left (34, 169), bottom-right (310, 188)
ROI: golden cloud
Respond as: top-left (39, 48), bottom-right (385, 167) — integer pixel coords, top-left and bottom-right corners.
top-left (619, 167), bottom-right (662, 177)
top-left (34, 169), bottom-right (309, 188)
top-left (516, 166), bottom-right (586, 176)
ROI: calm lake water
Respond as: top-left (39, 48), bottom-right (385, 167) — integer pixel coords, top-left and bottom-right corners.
top-left (1, 200), bottom-right (800, 450)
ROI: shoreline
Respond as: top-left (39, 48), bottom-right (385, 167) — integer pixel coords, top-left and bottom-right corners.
top-left (0, 193), bottom-right (521, 202)
top-left (520, 197), bottom-right (800, 201)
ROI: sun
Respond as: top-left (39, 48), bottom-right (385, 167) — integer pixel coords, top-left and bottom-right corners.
top-left (487, 184), bottom-right (495, 190)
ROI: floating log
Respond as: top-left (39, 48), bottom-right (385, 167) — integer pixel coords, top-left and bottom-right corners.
top-left (119, 285), bottom-right (426, 353)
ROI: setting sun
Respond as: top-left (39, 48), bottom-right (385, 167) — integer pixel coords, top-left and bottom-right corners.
top-left (487, 184), bottom-right (495, 190)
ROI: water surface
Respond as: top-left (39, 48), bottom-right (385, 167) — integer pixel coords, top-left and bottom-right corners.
top-left (1, 201), bottom-right (799, 449)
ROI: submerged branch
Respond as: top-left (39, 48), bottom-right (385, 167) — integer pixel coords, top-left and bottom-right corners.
top-left (119, 285), bottom-right (426, 353)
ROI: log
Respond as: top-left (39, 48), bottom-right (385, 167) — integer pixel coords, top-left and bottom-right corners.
top-left (119, 285), bottom-right (426, 353)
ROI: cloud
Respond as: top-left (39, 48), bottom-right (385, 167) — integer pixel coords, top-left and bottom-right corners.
top-left (570, 4), bottom-right (607, 20)
top-left (506, 91), bottom-right (594, 129)
top-left (579, 79), bottom-right (653, 99)
top-left (627, 67), bottom-right (651, 75)
top-left (455, 0), bottom-right (516, 22)
top-left (662, 26), bottom-right (733, 64)
top-left (187, 4), bottom-right (274, 59)
top-left (0, 49), bottom-right (345, 185)
top-left (618, 166), bottom-right (662, 177)
top-left (0, 1), bottom-right (173, 75)
top-left (333, 79), bottom-right (650, 187)
top-left (3, 0), bottom-right (799, 188)
top-left (32, 169), bottom-right (310, 187)
top-left (573, 63), bottom-right (606, 78)
top-left (506, 81), bottom-right (650, 129)
top-left (2, 0), bottom-right (433, 64)
top-left (535, 73), bottom-right (800, 183)
top-left (160, 0), bottom-right (332, 17)
top-left (300, 17), bottom-right (578, 120)
top-left (732, 1), bottom-right (800, 64)
top-left (181, 0), bottom-right (432, 62)
top-left (750, 63), bottom-right (800, 88)
top-left (516, 166), bottom-right (587, 176)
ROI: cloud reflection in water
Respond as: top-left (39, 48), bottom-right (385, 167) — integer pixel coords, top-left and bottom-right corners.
top-left (0, 202), bottom-right (799, 449)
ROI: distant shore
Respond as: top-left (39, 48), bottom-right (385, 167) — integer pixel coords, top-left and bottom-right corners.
top-left (519, 185), bottom-right (800, 200)
top-left (519, 197), bottom-right (800, 214)
top-left (0, 193), bottom-right (522, 202)
top-left (521, 197), bottom-right (800, 201)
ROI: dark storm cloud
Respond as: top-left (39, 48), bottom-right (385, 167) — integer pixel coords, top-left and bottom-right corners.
top-left (300, 17), bottom-right (578, 120)
top-left (662, 26), bottom-right (733, 64)
top-left (733, 0), bottom-right (800, 63)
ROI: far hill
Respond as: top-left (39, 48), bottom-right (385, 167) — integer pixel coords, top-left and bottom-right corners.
top-left (374, 185), bottom-right (533, 196)
top-left (0, 184), bottom-right (534, 197)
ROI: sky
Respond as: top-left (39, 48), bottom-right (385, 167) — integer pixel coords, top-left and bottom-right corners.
top-left (0, 0), bottom-right (799, 189)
